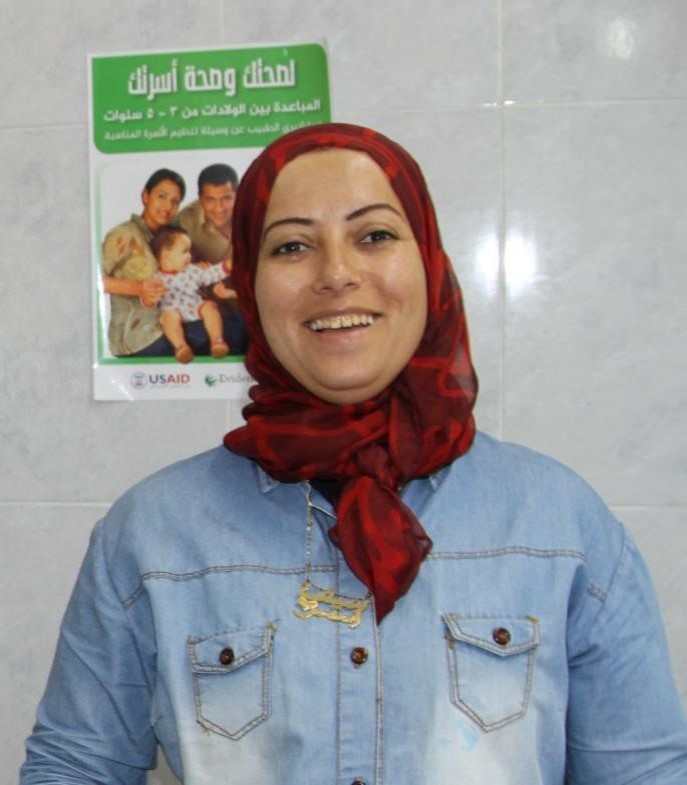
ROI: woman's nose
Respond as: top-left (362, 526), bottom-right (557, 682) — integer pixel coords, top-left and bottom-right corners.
top-left (313, 240), bottom-right (362, 293)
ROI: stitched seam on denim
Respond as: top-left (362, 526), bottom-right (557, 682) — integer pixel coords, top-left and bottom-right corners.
top-left (335, 572), bottom-right (343, 785)
top-left (444, 614), bottom-right (540, 655)
top-left (188, 636), bottom-right (204, 733)
top-left (122, 563), bottom-right (337, 609)
top-left (586, 583), bottom-right (607, 603)
top-left (189, 624), bottom-right (273, 740)
top-left (597, 523), bottom-right (627, 604)
top-left (446, 634), bottom-right (460, 712)
top-left (429, 546), bottom-right (585, 561)
top-left (580, 525), bottom-right (629, 638)
top-left (261, 625), bottom-right (274, 737)
top-left (447, 635), bottom-right (535, 732)
top-left (96, 524), bottom-right (156, 701)
top-left (191, 639), bottom-right (265, 673)
top-left (189, 623), bottom-right (271, 646)
top-left (373, 611), bottom-right (384, 785)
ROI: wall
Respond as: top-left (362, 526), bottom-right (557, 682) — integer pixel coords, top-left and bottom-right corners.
top-left (2, 0), bottom-right (685, 778)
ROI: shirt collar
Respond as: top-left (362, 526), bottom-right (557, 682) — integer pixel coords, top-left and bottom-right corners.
top-left (130, 213), bottom-right (153, 241)
top-left (256, 464), bottom-right (449, 493)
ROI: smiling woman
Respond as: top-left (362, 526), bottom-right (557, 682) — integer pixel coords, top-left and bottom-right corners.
top-left (20, 124), bottom-right (687, 785)
top-left (255, 148), bottom-right (428, 405)
top-left (141, 178), bottom-right (183, 230)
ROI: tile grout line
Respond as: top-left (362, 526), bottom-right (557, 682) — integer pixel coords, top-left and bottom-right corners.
top-left (610, 504), bottom-right (687, 513)
top-left (0, 501), bottom-right (112, 508)
top-left (496, 0), bottom-right (506, 441)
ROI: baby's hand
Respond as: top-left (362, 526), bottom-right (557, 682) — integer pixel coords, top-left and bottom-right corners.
top-left (213, 281), bottom-right (238, 300)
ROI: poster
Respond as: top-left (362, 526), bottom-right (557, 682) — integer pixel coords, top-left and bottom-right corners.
top-left (89, 43), bottom-right (331, 400)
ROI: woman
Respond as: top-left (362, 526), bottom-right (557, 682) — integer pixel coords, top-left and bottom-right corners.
top-left (102, 168), bottom-right (186, 357)
top-left (23, 124), bottom-right (687, 783)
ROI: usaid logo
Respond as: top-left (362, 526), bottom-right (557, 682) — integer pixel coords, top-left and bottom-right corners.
top-left (130, 372), bottom-right (147, 390)
top-left (130, 372), bottom-right (191, 389)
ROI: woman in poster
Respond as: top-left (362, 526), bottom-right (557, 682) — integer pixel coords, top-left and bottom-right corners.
top-left (22, 124), bottom-right (687, 783)
top-left (101, 167), bottom-right (186, 356)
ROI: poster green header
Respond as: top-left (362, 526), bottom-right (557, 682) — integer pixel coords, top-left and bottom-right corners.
top-left (91, 44), bottom-right (330, 153)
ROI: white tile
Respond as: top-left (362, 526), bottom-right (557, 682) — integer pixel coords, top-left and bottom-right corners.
top-left (0, 0), bottom-right (223, 128)
top-left (502, 103), bottom-right (687, 505)
top-left (222, 0), bottom-right (498, 111)
top-left (1, 505), bottom-right (101, 776)
top-left (619, 506), bottom-right (687, 707)
top-left (503, 0), bottom-right (687, 102)
top-left (0, 126), bottom-right (232, 503)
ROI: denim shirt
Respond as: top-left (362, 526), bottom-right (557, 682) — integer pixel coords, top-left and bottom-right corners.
top-left (21, 433), bottom-right (687, 784)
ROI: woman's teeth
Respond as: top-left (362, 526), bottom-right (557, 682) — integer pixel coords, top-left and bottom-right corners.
top-left (308, 314), bottom-right (376, 331)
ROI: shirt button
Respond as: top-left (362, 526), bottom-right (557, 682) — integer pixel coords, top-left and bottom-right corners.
top-left (219, 647), bottom-right (235, 666)
top-left (492, 627), bottom-right (511, 647)
top-left (350, 647), bottom-right (368, 666)
top-left (351, 780), bottom-right (366, 785)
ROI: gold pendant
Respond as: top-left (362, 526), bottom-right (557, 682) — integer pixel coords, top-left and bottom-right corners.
top-left (293, 580), bottom-right (371, 629)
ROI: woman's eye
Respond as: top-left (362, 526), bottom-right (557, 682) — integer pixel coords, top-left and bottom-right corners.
top-left (273, 240), bottom-right (307, 256)
top-left (360, 229), bottom-right (395, 245)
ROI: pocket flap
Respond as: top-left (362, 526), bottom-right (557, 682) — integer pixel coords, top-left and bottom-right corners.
top-left (189, 624), bottom-right (274, 674)
top-left (443, 614), bottom-right (539, 657)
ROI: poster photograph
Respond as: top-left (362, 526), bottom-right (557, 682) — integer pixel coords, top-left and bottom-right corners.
top-left (89, 42), bottom-right (331, 400)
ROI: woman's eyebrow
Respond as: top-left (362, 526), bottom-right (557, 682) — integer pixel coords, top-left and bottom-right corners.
top-left (346, 203), bottom-right (404, 221)
top-left (261, 216), bottom-right (313, 244)
top-left (261, 203), bottom-right (404, 245)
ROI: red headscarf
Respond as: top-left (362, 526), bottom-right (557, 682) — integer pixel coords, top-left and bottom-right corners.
top-left (225, 123), bottom-right (478, 621)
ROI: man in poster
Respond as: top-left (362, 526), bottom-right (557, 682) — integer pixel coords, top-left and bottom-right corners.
top-left (175, 163), bottom-right (238, 266)
top-left (175, 164), bottom-right (245, 348)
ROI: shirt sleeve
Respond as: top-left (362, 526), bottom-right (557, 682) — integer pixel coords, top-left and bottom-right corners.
top-left (19, 520), bottom-right (158, 785)
top-left (194, 262), bottom-right (229, 287)
top-left (102, 225), bottom-right (156, 279)
top-left (102, 225), bottom-right (135, 276)
top-left (565, 526), bottom-right (687, 783)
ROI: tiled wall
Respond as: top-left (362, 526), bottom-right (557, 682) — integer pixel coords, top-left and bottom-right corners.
top-left (2, 0), bottom-right (685, 778)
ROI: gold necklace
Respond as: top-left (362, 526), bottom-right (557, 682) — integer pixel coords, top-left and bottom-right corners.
top-left (293, 487), bottom-right (371, 629)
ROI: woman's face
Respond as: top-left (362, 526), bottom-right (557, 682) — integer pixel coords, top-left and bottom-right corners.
top-left (255, 148), bottom-right (428, 405)
top-left (141, 178), bottom-right (182, 231)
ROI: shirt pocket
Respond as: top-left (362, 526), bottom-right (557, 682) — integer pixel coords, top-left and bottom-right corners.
top-left (442, 613), bottom-right (540, 732)
top-left (188, 622), bottom-right (276, 740)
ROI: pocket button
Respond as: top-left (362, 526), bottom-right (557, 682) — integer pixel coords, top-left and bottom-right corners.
top-left (219, 647), bottom-right (235, 666)
top-left (492, 627), bottom-right (511, 647)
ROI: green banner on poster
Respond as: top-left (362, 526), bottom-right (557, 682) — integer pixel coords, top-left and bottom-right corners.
top-left (91, 44), bottom-right (330, 153)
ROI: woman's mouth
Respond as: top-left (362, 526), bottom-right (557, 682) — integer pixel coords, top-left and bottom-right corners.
top-left (307, 314), bottom-right (378, 332)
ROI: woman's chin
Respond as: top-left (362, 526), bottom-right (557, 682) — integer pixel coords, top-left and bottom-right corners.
top-left (296, 367), bottom-right (394, 406)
